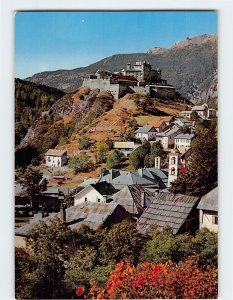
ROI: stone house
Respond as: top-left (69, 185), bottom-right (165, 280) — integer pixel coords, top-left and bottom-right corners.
top-left (192, 103), bottom-right (209, 119)
top-left (197, 187), bottom-right (218, 232)
top-left (179, 110), bottom-right (192, 119)
top-left (74, 182), bottom-right (117, 205)
top-left (45, 149), bottom-right (67, 167)
top-left (135, 126), bottom-right (157, 141)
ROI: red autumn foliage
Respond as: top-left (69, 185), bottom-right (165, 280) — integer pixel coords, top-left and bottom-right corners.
top-left (87, 256), bottom-right (218, 299)
top-left (76, 286), bottom-right (85, 297)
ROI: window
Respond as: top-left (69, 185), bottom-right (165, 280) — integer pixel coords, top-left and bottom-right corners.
top-left (171, 157), bottom-right (176, 165)
top-left (47, 157), bottom-right (51, 162)
top-left (171, 167), bottom-right (175, 175)
top-left (212, 215), bottom-right (218, 225)
top-left (85, 197), bottom-right (87, 202)
top-left (97, 198), bottom-right (101, 203)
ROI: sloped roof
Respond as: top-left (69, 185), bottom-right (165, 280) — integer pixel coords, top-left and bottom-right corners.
top-left (15, 202), bottom-right (121, 236)
top-left (113, 185), bottom-right (153, 215)
top-left (156, 126), bottom-right (180, 137)
top-left (91, 181), bottom-right (117, 196)
top-left (175, 133), bottom-right (195, 140)
top-left (99, 169), bottom-right (157, 188)
top-left (197, 187), bottom-right (218, 211)
top-left (45, 149), bottom-right (67, 156)
top-left (135, 126), bottom-right (156, 133)
top-left (137, 192), bottom-right (199, 235)
top-left (192, 104), bottom-right (208, 111)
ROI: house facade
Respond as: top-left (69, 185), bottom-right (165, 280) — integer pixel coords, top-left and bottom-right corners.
top-left (156, 126), bottom-right (181, 149)
top-left (197, 187), bottom-right (218, 232)
top-left (135, 126), bottom-right (157, 141)
top-left (45, 149), bottom-right (67, 167)
top-left (74, 182), bottom-right (116, 205)
top-left (174, 133), bottom-right (195, 153)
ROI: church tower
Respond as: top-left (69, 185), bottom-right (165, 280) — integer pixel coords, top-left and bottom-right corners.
top-left (168, 149), bottom-right (179, 187)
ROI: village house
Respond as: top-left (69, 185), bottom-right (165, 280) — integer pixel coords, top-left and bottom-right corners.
top-left (197, 187), bottom-right (218, 232)
top-left (148, 115), bottom-right (175, 127)
top-left (112, 185), bottom-right (153, 218)
top-left (73, 181), bottom-right (117, 205)
top-left (192, 103), bottom-right (209, 119)
top-left (45, 149), bottom-right (67, 167)
top-left (135, 126), bottom-right (157, 141)
top-left (15, 201), bottom-right (130, 248)
top-left (99, 167), bottom-right (168, 191)
top-left (114, 141), bottom-right (140, 157)
top-left (156, 125), bottom-right (181, 149)
top-left (38, 188), bottom-right (65, 212)
top-left (173, 118), bottom-right (192, 127)
top-left (137, 192), bottom-right (200, 235)
top-left (147, 119), bottom-right (168, 132)
top-left (174, 133), bottom-right (195, 153)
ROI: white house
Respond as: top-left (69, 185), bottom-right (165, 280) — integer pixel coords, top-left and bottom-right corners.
top-left (197, 187), bottom-right (218, 232)
top-left (45, 149), bottom-right (67, 167)
top-left (156, 125), bottom-right (181, 149)
top-left (135, 126), bottom-right (157, 141)
top-left (74, 182), bottom-right (116, 205)
top-left (174, 133), bottom-right (194, 153)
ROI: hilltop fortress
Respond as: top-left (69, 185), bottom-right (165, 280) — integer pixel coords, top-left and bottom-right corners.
top-left (82, 61), bottom-right (176, 99)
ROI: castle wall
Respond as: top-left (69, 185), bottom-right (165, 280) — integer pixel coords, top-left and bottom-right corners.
top-left (151, 85), bottom-right (176, 98)
top-left (128, 85), bottom-right (150, 95)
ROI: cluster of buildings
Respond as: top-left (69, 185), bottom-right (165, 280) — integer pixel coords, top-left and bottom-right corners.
top-left (82, 61), bottom-right (176, 99)
top-left (15, 68), bottom-right (218, 249)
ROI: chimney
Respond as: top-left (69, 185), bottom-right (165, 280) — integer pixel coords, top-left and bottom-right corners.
top-left (60, 202), bottom-right (67, 224)
top-left (141, 191), bottom-right (146, 208)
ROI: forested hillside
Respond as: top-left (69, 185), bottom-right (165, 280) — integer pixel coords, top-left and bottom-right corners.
top-left (15, 79), bottom-right (66, 145)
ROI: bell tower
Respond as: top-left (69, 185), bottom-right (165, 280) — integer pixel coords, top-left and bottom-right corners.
top-left (168, 149), bottom-right (179, 187)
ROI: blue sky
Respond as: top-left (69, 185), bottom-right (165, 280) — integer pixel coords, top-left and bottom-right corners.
top-left (15, 11), bottom-right (217, 79)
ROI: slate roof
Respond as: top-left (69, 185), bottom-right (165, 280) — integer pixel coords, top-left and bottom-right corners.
top-left (137, 192), bottom-right (199, 235)
top-left (91, 181), bottom-right (117, 196)
top-left (15, 202), bottom-right (121, 236)
top-left (135, 126), bottom-right (156, 133)
top-left (192, 104), bottom-right (208, 111)
top-left (156, 126), bottom-right (180, 137)
top-left (99, 169), bottom-right (158, 189)
top-left (197, 187), bottom-right (218, 212)
top-left (45, 149), bottom-right (67, 156)
top-left (78, 178), bottom-right (99, 188)
top-left (99, 168), bottom-right (168, 190)
top-left (113, 185), bottom-right (153, 215)
top-left (175, 133), bottom-right (195, 140)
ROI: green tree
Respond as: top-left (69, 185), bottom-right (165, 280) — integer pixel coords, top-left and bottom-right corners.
top-left (106, 150), bottom-right (121, 169)
top-left (78, 135), bottom-right (90, 150)
top-left (105, 137), bottom-right (114, 150)
top-left (16, 219), bottom-right (76, 299)
top-left (99, 220), bottom-right (143, 264)
top-left (140, 226), bottom-right (193, 264)
top-left (149, 141), bottom-right (165, 167)
top-left (17, 166), bottom-right (47, 209)
top-left (170, 124), bottom-right (217, 196)
top-left (97, 144), bottom-right (107, 163)
top-left (129, 140), bottom-right (151, 170)
top-left (69, 153), bottom-right (93, 174)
